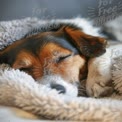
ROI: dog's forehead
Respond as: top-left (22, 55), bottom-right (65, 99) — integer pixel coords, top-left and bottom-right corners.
top-left (41, 34), bottom-right (79, 54)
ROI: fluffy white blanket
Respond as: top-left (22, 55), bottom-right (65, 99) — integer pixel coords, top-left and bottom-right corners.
top-left (0, 18), bottom-right (122, 122)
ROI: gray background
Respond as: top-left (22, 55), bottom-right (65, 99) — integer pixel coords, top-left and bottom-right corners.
top-left (0, 0), bottom-right (91, 21)
top-left (0, 0), bottom-right (122, 25)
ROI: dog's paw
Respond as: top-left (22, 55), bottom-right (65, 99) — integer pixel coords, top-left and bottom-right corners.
top-left (92, 82), bottom-right (114, 98)
top-left (87, 78), bottom-right (114, 98)
top-left (86, 50), bottom-right (113, 98)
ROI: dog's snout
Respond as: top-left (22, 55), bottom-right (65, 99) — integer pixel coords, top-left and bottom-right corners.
top-left (50, 83), bottom-right (66, 94)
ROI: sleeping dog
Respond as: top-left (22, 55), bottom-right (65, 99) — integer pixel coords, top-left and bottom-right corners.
top-left (0, 23), bottom-right (107, 96)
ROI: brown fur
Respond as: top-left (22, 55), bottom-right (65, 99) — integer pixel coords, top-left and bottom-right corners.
top-left (0, 25), bottom-right (107, 85)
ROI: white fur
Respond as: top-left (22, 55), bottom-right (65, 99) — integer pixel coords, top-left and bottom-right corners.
top-left (39, 75), bottom-right (78, 97)
top-left (52, 18), bottom-right (101, 36)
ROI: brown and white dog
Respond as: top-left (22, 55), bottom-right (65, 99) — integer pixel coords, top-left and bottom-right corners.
top-left (0, 23), bottom-right (107, 96)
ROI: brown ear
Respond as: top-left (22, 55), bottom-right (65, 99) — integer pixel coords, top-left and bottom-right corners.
top-left (63, 26), bottom-right (107, 57)
top-left (12, 51), bottom-right (32, 69)
top-left (13, 58), bottom-right (31, 69)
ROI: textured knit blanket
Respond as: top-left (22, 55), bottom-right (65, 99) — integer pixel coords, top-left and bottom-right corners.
top-left (0, 18), bottom-right (122, 122)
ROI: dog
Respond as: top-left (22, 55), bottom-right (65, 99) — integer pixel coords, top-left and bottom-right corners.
top-left (0, 23), bottom-right (107, 96)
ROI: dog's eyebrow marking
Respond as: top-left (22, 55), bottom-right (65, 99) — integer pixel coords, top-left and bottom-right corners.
top-left (42, 35), bottom-right (79, 55)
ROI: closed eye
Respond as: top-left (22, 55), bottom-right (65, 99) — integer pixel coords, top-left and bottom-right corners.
top-left (19, 67), bottom-right (30, 72)
top-left (57, 54), bottom-right (72, 63)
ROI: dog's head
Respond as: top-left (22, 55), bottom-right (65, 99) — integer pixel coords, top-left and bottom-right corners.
top-left (0, 24), bottom-right (107, 96)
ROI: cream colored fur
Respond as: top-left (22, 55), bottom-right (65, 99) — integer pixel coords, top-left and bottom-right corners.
top-left (86, 44), bottom-right (122, 97)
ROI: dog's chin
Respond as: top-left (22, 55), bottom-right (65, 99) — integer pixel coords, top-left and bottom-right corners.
top-left (37, 75), bottom-right (78, 97)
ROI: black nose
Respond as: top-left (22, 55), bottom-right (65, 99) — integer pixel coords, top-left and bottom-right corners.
top-left (50, 83), bottom-right (66, 94)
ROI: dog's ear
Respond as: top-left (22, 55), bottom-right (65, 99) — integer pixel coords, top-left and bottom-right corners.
top-left (0, 50), bottom-right (32, 69)
top-left (13, 58), bottom-right (31, 69)
top-left (61, 26), bottom-right (107, 57)
top-left (12, 52), bottom-right (32, 70)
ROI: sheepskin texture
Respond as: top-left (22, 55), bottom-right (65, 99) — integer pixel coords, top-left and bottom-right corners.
top-left (0, 18), bottom-right (122, 122)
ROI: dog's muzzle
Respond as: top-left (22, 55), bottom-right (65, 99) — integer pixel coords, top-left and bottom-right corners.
top-left (37, 75), bottom-right (78, 97)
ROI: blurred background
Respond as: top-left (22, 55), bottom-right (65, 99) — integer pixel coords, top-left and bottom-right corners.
top-left (0, 0), bottom-right (122, 26)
